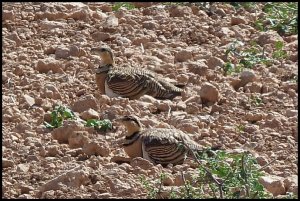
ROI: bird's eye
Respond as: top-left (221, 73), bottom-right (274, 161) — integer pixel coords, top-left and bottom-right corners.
top-left (100, 48), bottom-right (106, 52)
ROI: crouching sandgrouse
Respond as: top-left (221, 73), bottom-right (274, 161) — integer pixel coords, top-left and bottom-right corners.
top-left (91, 47), bottom-right (183, 100)
top-left (117, 115), bottom-right (219, 166)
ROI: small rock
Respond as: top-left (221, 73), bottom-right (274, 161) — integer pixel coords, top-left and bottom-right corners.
top-left (175, 50), bottom-right (193, 62)
top-left (187, 61), bottom-right (208, 76)
top-left (2, 158), bottom-right (14, 168)
top-left (162, 173), bottom-right (174, 186)
top-left (259, 175), bottom-right (286, 196)
top-left (17, 194), bottom-right (34, 199)
top-left (142, 20), bottom-right (159, 30)
top-left (36, 58), bottom-right (64, 74)
top-left (286, 109), bottom-right (297, 117)
top-left (216, 27), bottom-right (235, 38)
top-left (72, 95), bottom-right (99, 113)
top-left (207, 56), bottom-right (224, 70)
top-left (169, 6), bottom-right (192, 17)
top-left (22, 94), bottom-right (35, 107)
top-left (80, 108), bottom-right (99, 120)
top-left (132, 2), bottom-right (155, 8)
top-left (82, 141), bottom-right (110, 157)
top-left (98, 192), bottom-right (113, 199)
top-left (156, 100), bottom-right (174, 112)
top-left (130, 157), bottom-right (153, 170)
top-left (7, 32), bottom-right (22, 46)
top-left (91, 31), bottom-right (110, 42)
top-left (13, 66), bottom-right (24, 76)
top-left (13, 123), bottom-right (32, 133)
top-left (61, 2), bottom-right (88, 10)
top-left (68, 131), bottom-right (89, 148)
top-left (257, 30), bottom-right (284, 46)
top-left (256, 156), bottom-right (268, 166)
top-left (215, 8), bottom-right (226, 17)
top-left (231, 16), bottom-right (247, 25)
top-left (20, 185), bottom-right (34, 194)
top-left (69, 9), bottom-right (90, 21)
top-left (40, 20), bottom-right (67, 30)
top-left (284, 175), bottom-right (298, 195)
top-left (199, 82), bottom-right (219, 103)
top-left (69, 45), bottom-right (80, 57)
top-left (55, 46), bottom-right (70, 59)
top-left (244, 82), bottom-right (262, 93)
top-left (52, 120), bottom-right (84, 143)
top-left (104, 15), bottom-right (118, 27)
top-left (99, 4), bottom-right (112, 12)
top-left (46, 145), bottom-right (61, 157)
top-left (239, 70), bottom-right (256, 87)
top-left (38, 166), bottom-right (89, 194)
top-left (245, 113), bottom-right (263, 122)
top-left (3, 10), bottom-right (15, 21)
top-left (17, 163), bottom-right (30, 173)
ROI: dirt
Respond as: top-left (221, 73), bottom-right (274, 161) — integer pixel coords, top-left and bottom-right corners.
top-left (2, 2), bottom-right (298, 199)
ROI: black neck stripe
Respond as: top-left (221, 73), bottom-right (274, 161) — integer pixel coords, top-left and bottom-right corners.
top-left (125, 131), bottom-right (140, 140)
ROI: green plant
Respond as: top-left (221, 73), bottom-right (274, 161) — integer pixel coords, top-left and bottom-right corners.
top-left (141, 150), bottom-right (273, 198)
top-left (139, 173), bottom-right (166, 199)
top-left (44, 105), bottom-right (75, 128)
top-left (236, 124), bottom-right (245, 133)
top-left (272, 41), bottom-right (288, 64)
top-left (85, 119), bottom-right (112, 132)
top-left (223, 40), bottom-right (272, 75)
top-left (254, 2), bottom-right (298, 36)
top-left (249, 95), bottom-right (262, 107)
top-left (44, 105), bottom-right (112, 132)
top-left (112, 2), bottom-right (135, 11)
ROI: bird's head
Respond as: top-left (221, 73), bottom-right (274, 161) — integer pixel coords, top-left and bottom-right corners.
top-left (116, 115), bottom-right (142, 135)
top-left (91, 46), bottom-right (114, 65)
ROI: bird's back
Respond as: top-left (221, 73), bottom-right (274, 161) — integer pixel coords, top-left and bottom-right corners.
top-left (106, 67), bottom-right (183, 100)
top-left (140, 128), bottom-right (203, 165)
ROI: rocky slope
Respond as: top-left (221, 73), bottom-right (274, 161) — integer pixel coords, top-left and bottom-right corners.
top-left (2, 2), bottom-right (298, 198)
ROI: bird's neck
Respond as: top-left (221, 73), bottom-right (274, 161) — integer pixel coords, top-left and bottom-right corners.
top-left (125, 126), bottom-right (142, 137)
top-left (101, 53), bottom-right (114, 65)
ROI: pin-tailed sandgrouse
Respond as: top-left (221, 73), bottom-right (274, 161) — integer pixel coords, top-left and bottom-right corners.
top-left (91, 47), bottom-right (183, 100)
top-left (117, 115), bottom-right (217, 166)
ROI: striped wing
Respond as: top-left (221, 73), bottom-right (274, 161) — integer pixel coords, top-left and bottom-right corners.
top-left (141, 129), bottom-right (191, 165)
top-left (106, 67), bottom-right (159, 99)
top-left (106, 67), bottom-right (183, 99)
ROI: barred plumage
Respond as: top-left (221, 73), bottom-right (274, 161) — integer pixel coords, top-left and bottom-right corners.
top-left (117, 115), bottom-right (213, 166)
top-left (91, 47), bottom-right (183, 100)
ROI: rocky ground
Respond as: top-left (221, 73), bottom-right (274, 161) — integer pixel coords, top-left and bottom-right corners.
top-left (2, 2), bottom-right (298, 199)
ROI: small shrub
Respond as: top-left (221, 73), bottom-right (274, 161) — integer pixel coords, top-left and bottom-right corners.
top-left (112, 2), bottom-right (135, 11)
top-left (254, 2), bottom-right (298, 36)
top-left (85, 119), bottom-right (112, 132)
top-left (140, 150), bottom-right (273, 198)
top-left (44, 105), bottom-right (112, 132)
top-left (44, 105), bottom-right (75, 129)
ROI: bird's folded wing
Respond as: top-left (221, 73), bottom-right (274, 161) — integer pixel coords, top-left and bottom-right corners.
top-left (141, 131), bottom-right (188, 165)
top-left (106, 68), bottom-right (163, 97)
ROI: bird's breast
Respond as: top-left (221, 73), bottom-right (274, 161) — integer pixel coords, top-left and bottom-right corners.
top-left (105, 81), bottom-right (121, 97)
top-left (123, 138), bottom-right (143, 158)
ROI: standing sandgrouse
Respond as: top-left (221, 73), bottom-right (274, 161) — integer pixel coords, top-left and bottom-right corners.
top-left (117, 115), bottom-right (216, 166)
top-left (91, 47), bottom-right (183, 100)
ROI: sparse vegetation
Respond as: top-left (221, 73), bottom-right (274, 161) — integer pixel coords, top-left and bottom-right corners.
top-left (44, 105), bottom-right (112, 132)
top-left (254, 2), bottom-right (298, 36)
top-left (249, 95), bottom-right (263, 107)
top-left (141, 150), bottom-right (274, 199)
top-left (223, 40), bottom-right (272, 75)
top-left (85, 119), bottom-right (112, 132)
top-left (44, 105), bottom-right (75, 129)
top-left (272, 41), bottom-right (288, 65)
top-left (112, 2), bottom-right (135, 11)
